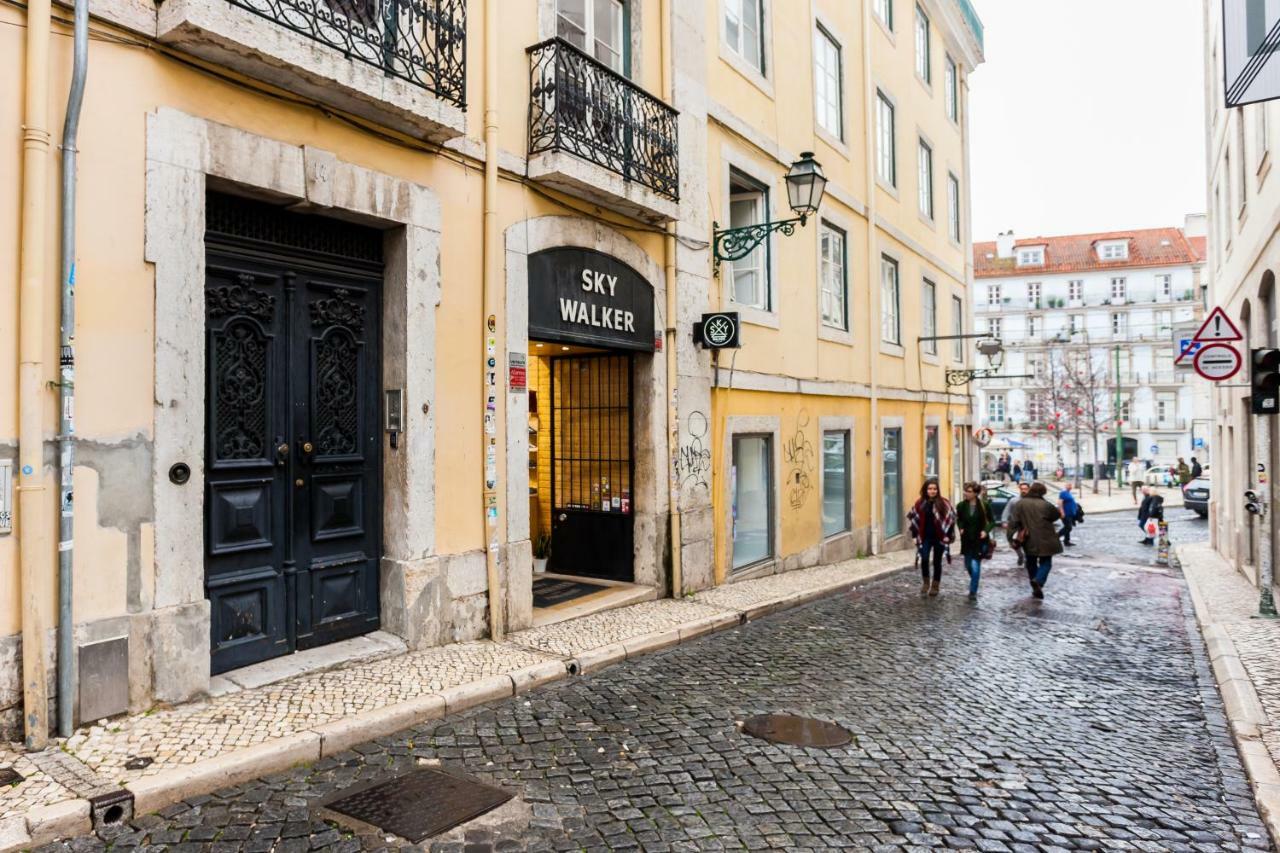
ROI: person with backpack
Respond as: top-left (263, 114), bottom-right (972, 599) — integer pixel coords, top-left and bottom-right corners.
top-left (1190, 457), bottom-right (1203, 479)
top-left (907, 477), bottom-right (956, 597)
top-left (1008, 482), bottom-right (1064, 599)
top-left (1057, 483), bottom-right (1080, 547)
top-left (1003, 481), bottom-right (1031, 567)
top-left (956, 482), bottom-right (996, 602)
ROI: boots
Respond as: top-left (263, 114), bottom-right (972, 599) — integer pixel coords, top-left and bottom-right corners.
top-left (920, 580), bottom-right (930, 596)
top-left (928, 580), bottom-right (940, 597)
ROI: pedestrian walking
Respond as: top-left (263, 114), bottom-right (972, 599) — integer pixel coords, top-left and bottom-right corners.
top-left (1008, 482), bottom-right (1063, 600)
top-left (1024, 459), bottom-right (1037, 481)
top-left (957, 482), bottom-right (996, 602)
top-left (1190, 456), bottom-right (1203, 479)
top-left (1176, 457), bottom-right (1192, 486)
top-left (1002, 481), bottom-right (1031, 567)
top-left (1057, 483), bottom-right (1080, 547)
top-left (1138, 486), bottom-right (1165, 545)
top-left (907, 478), bottom-right (956, 597)
top-left (1012, 461), bottom-right (1022, 483)
top-left (1128, 457), bottom-right (1145, 504)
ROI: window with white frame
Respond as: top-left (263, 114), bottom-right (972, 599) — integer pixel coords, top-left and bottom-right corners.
top-left (914, 4), bottom-right (930, 83)
top-left (728, 169), bottom-right (771, 310)
top-left (1016, 247), bottom-right (1044, 266)
top-left (987, 316), bottom-right (1002, 338)
top-left (1111, 312), bottom-right (1126, 338)
top-left (987, 393), bottom-right (1006, 423)
top-left (814, 25), bottom-right (842, 139)
top-left (1116, 349), bottom-right (1132, 381)
top-left (1239, 111), bottom-right (1248, 210)
top-left (1157, 273), bottom-right (1172, 299)
top-left (947, 174), bottom-right (960, 242)
top-left (819, 221), bottom-right (847, 330)
top-left (1027, 282), bottom-right (1041, 308)
top-left (1226, 153), bottom-right (1234, 225)
top-left (1259, 102), bottom-right (1270, 161)
top-left (987, 283), bottom-right (1001, 306)
top-left (1069, 314), bottom-right (1083, 335)
top-left (874, 0), bottom-right (892, 30)
top-left (951, 296), bottom-right (963, 361)
top-left (1110, 277), bottom-right (1126, 302)
top-left (944, 55), bottom-right (958, 121)
top-left (1068, 279), bottom-right (1083, 302)
top-left (1027, 392), bottom-right (1045, 423)
top-left (1117, 394), bottom-right (1131, 422)
top-left (557, 0), bottom-right (626, 73)
top-left (1157, 393), bottom-right (1176, 426)
top-left (1154, 309), bottom-right (1172, 333)
top-left (917, 139), bottom-right (933, 218)
top-left (881, 255), bottom-right (901, 344)
top-left (1099, 241), bottom-right (1128, 261)
top-left (1027, 352), bottom-right (1046, 380)
top-left (724, 0), bottom-right (764, 74)
top-left (876, 91), bottom-right (896, 186)
top-left (1027, 314), bottom-right (1040, 339)
top-left (922, 279), bottom-right (937, 354)
top-left (1155, 348), bottom-right (1175, 375)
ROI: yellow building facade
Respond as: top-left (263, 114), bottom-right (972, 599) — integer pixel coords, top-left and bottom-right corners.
top-left (1, 0), bottom-right (982, 745)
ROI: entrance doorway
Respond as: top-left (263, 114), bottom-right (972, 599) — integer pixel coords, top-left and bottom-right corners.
top-left (203, 193), bottom-right (383, 674)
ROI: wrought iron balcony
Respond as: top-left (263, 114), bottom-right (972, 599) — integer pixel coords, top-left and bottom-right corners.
top-left (225, 0), bottom-right (467, 107)
top-left (528, 38), bottom-right (679, 203)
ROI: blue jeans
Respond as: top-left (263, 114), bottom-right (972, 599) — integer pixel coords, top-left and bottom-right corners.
top-left (1026, 554), bottom-right (1053, 586)
top-left (963, 555), bottom-right (982, 594)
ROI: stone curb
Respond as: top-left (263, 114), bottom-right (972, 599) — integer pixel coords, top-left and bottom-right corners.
top-left (30, 557), bottom-right (915, 839)
top-left (1178, 545), bottom-right (1280, 849)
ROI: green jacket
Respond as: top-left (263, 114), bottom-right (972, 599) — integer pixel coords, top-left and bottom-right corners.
top-left (956, 499), bottom-right (995, 558)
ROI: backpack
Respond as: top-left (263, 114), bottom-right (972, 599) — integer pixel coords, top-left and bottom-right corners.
top-left (1074, 504), bottom-right (1085, 523)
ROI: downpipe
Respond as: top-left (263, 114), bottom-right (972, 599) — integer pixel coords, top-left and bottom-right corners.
top-left (57, 0), bottom-right (89, 738)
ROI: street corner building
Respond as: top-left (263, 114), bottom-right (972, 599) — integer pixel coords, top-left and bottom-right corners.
top-left (0, 0), bottom-right (984, 746)
top-left (970, 223), bottom-right (1213, 476)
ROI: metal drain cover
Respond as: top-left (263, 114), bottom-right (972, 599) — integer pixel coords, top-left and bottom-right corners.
top-left (0, 767), bottom-right (22, 786)
top-left (322, 766), bottom-right (512, 842)
top-left (741, 714), bottom-right (853, 748)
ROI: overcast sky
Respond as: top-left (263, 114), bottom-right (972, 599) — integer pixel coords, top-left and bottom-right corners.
top-left (968, 0), bottom-right (1207, 242)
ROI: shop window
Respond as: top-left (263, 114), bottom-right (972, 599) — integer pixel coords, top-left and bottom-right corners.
top-left (822, 431), bottom-right (850, 537)
top-left (732, 434), bottom-right (774, 569)
top-left (882, 428), bottom-right (903, 538)
top-left (925, 425), bottom-right (939, 478)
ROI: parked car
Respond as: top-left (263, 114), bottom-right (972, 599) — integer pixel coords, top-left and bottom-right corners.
top-left (981, 483), bottom-right (1020, 523)
top-left (1144, 465), bottom-right (1177, 487)
top-left (1183, 477), bottom-right (1210, 518)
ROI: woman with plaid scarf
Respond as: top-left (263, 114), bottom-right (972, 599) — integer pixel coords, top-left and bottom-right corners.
top-left (907, 477), bottom-right (956, 597)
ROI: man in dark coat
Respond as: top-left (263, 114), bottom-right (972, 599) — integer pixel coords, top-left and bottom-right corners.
top-left (1137, 486), bottom-right (1165, 545)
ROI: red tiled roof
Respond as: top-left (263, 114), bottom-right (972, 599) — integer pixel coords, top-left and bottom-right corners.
top-left (1188, 236), bottom-right (1207, 262)
top-left (974, 227), bottom-right (1200, 278)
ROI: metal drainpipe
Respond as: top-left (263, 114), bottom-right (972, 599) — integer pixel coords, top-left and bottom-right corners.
top-left (481, 0), bottom-right (504, 641)
top-left (19, 0), bottom-right (53, 751)
top-left (56, 0), bottom-right (89, 739)
top-left (660, 0), bottom-right (682, 598)
top-left (861, 0), bottom-right (880, 554)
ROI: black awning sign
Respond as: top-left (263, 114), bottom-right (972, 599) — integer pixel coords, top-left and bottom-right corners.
top-left (528, 248), bottom-right (655, 352)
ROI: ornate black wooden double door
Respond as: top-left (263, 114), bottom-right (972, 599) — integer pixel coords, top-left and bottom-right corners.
top-left (204, 196), bottom-right (382, 674)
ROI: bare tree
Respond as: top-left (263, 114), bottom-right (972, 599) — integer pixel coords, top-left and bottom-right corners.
top-left (1059, 343), bottom-right (1115, 494)
top-left (1023, 350), bottom-right (1073, 475)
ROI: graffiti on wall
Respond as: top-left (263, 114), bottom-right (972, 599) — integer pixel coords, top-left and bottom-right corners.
top-left (676, 410), bottom-right (711, 493)
top-left (783, 410), bottom-right (815, 509)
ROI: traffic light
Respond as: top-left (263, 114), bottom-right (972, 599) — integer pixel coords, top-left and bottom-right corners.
top-left (1252, 348), bottom-right (1280, 414)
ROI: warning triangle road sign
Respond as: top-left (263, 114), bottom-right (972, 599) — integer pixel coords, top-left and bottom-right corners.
top-left (1191, 307), bottom-right (1244, 343)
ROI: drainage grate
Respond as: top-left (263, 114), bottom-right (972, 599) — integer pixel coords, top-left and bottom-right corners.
top-left (0, 767), bottom-right (22, 786)
top-left (740, 714), bottom-right (853, 748)
top-left (322, 766), bottom-right (513, 842)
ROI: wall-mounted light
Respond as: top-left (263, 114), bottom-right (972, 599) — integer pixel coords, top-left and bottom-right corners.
top-left (712, 152), bottom-right (828, 275)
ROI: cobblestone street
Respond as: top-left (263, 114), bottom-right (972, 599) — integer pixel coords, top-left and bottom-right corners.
top-left (46, 512), bottom-right (1270, 852)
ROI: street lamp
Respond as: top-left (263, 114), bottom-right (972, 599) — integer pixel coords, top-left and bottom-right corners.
top-left (945, 338), bottom-right (1008, 387)
top-left (713, 152), bottom-right (828, 275)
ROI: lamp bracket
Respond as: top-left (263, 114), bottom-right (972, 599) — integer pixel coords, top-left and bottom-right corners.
top-left (712, 217), bottom-right (807, 276)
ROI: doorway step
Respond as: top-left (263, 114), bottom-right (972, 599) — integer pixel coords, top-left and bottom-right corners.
top-left (530, 573), bottom-right (656, 628)
top-left (209, 631), bottom-right (407, 697)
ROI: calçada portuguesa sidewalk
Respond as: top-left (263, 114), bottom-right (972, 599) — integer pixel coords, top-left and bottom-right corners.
top-left (1180, 541), bottom-right (1280, 848)
top-left (0, 550), bottom-right (914, 851)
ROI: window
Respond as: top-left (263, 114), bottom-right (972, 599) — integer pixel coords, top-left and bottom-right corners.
top-left (1068, 279), bottom-right (1083, 302)
top-left (987, 283), bottom-right (1001, 306)
top-left (1111, 312), bottom-right (1126, 338)
top-left (876, 91), bottom-right (896, 186)
top-left (1027, 314), bottom-right (1039, 339)
top-left (1100, 241), bottom-right (1129, 261)
top-left (951, 296), bottom-right (963, 361)
top-left (822, 431), bottom-right (851, 537)
top-left (924, 425), bottom-right (939, 478)
top-left (819, 221), bottom-right (847, 330)
top-left (1069, 314), bottom-right (1083, 335)
top-left (914, 5), bottom-right (931, 83)
top-left (1156, 393), bottom-right (1176, 427)
top-left (724, 0), bottom-right (764, 74)
top-left (947, 174), bottom-right (961, 241)
top-left (732, 434), bottom-right (773, 569)
top-left (1027, 282), bottom-right (1041, 308)
top-left (922, 279), bottom-right (937, 354)
top-left (917, 139), bottom-right (934, 218)
top-left (1016, 247), bottom-right (1044, 266)
top-left (1027, 352), bottom-right (1046, 380)
top-left (880, 256), bottom-right (901, 344)
top-left (1116, 349), bottom-right (1132, 381)
top-left (1226, 152), bottom-right (1234, 225)
top-left (728, 170), bottom-right (770, 310)
top-left (1239, 111), bottom-right (1248, 210)
top-left (987, 394), bottom-right (1006, 423)
top-left (944, 55), bottom-right (958, 121)
top-left (987, 316), bottom-right (1002, 338)
top-left (1027, 392), bottom-right (1046, 423)
top-left (1157, 273), bottom-right (1172, 299)
top-left (1110, 277), bottom-right (1127, 302)
top-left (874, 0), bottom-right (893, 30)
top-left (557, 0), bottom-right (625, 73)
top-left (814, 26), bottom-right (843, 138)
top-left (1259, 103), bottom-right (1270, 162)
top-left (1154, 309), bottom-right (1172, 333)
top-left (882, 428), bottom-right (903, 537)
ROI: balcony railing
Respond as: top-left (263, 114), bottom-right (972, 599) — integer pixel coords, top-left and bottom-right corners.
top-left (225, 0), bottom-right (467, 107)
top-left (528, 38), bottom-right (680, 202)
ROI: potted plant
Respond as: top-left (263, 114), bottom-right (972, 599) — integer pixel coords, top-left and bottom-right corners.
top-left (533, 533), bottom-right (551, 574)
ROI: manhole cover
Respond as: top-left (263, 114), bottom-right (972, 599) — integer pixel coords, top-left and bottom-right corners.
top-left (321, 766), bottom-right (512, 842)
top-left (740, 714), bottom-right (852, 748)
top-left (0, 767), bottom-right (22, 786)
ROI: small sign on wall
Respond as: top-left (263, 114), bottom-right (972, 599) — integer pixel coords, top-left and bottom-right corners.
top-left (508, 352), bottom-right (527, 393)
top-left (0, 460), bottom-right (11, 534)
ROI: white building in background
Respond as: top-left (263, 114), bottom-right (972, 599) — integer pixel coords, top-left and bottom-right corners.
top-left (972, 219), bottom-right (1212, 475)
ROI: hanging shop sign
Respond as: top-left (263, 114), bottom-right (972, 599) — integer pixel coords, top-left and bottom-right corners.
top-left (695, 312), bottom-right (742, 349)
top-left (528, 248), bottom-right (655, 352)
